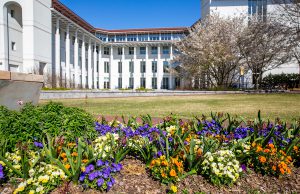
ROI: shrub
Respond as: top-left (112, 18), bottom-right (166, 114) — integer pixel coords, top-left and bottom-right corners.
top-left (261, 73), bottom-right (300, 89)
top-left (0, 102), bottom-right (97, 151)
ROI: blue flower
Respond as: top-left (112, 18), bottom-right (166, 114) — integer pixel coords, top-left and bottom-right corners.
top-left (33, 142), bottom-right (44, 148)
top-left (96, 160), bottom-right (104, 167)
top-left (107, 181), bottom-right (113, 191)
top-left (97, 178), bottom-right (104, 187)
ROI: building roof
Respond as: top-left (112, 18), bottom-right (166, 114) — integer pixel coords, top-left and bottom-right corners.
top-left (51, 0), bottom-right (188, 34)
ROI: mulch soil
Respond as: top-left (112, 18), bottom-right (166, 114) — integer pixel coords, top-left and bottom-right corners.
top-left (1, 157), bottom-right (299, 194)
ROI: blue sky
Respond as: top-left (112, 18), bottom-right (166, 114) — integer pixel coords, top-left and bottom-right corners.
top-left (59, 0), bottom-right (200, 30)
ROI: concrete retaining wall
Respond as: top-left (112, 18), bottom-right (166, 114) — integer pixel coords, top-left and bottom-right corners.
top-left (40, 90), bottom-right (245, 100)
top-left (0, 71), bottom-right (43, 110)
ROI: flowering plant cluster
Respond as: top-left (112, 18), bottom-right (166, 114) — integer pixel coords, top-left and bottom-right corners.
top-left (79, 160), bottom-right (122, 191)
top-left (202, 150), bottom-right (242, 185)
top-left (14, 163), bottom-right (67, 194)
top-left (248, 143), bottom-right (293, 176)
top-left (149, 156), bottom-right (184, 184)
top-left (93, 133), bottom-right (120, 159)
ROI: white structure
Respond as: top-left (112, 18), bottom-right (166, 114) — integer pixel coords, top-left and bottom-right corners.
top-left (0, 0), bottom-right (187, 90)
top-left (201, 0), bottom-right (299, 77)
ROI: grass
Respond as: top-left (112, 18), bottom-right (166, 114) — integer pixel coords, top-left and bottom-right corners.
top-left (39, 94), bottom-right (300, 121)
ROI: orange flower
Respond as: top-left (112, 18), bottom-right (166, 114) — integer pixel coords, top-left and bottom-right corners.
top-left (150, 160), bottom-right (156, 167)
top-left (272, 165), bottom-right (277, 171)
top-left (65, 164), bottom-right (71, 170)
top-left (286, 168), bottom-right (291, 174)
top-left (63, 158), bottom-right (68, 163)
top-left (268, 143), bottom-right (274, 149)
top-left (82, 159), bottom-right (89, 163)
top-left (294, 146), bottom-right (298, 152)
top-left (197, 149), bottom-right (202, 157)
top-left (264, 149), bottom-right (270, 153)
top-left (252, 142), bottom-right (256, 147)
top-left (67, 142), bottom-right (76, 147)
top-left (170, 169), bottom-right (177, 177)
top-left (161, 160), bottom-right (168, 167)
top-left (161, 172), bottom-right (167, 178)
top-left (259, 156), bottom-right (267, 163)
top-left (256, 146), bottom-right (263, 153)
top-left (60, 153), bottom-right (67, 158)
top-left (71, 152), bottom-right (78, 157)
top-left (280, 168), bottom-right (285, 174)
top-left (286, 156), bottom-right (292, 163)
top-left (57, 146), bottom-right (62, 152)
top-left (280, 150), bottom-right (286, 156)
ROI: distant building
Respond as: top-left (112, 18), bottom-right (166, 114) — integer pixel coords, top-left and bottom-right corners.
top-left (0, 0), bottom-right (188, 90)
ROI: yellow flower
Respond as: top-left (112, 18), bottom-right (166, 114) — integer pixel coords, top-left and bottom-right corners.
top-left (0, 161), bottom-right (6, 166)
top-left (81, 166), bottom-right (86, 172)
top-left (29, 190), bottom-right (35, 194)
top-left (71, 152), bottom-right (78, 157)
top-left (170, 185), bottom-right (178, 193)
top-left (65, 164), bottom-right (71, 170)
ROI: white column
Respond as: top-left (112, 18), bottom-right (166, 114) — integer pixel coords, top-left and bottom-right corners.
top-left (98, 45), bottom-right (103, 89)
top-left (93, 42), bottom-right (98, 89)
top-left (81, 35), bottom-right (86, 88)
top-left (88, 39), bottom-right (93, 89)
top-left (157, 45), bottom-right (163, 89)
top-left (169, 44), bottom-right (173, 90)
top-left (74, 30), bottom-right (79, 88)
top-left (109, 46), bottom-right (116, 89)
top-left (133, 46), bottom-right (140, 89)
top-left (65, 25), bottom-right (71, 88)
top-left (55, 18), bottom-right (61, 88)
top-left (122, 46), bottom-right (128, 88)
top-left (145, 45), bottom-right (152, 89)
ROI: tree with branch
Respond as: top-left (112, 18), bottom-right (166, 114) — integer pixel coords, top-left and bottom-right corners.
top-left (175, 14), bottom-right (245, 89)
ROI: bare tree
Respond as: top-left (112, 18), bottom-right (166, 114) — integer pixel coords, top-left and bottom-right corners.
top-left (175, 14), bottom-right (245, 89)
top-left (237, 16), bottom-right (292, 89)
top-left (274, 0), bottom-right (300, 75)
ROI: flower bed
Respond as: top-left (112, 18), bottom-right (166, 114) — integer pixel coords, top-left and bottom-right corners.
top-left (0, 103), bottom-right (299, 193)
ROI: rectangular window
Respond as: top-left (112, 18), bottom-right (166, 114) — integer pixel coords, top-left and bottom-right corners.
top-left (152, 78), bottom-right (157, 89)
top-left (140, 78), bottom-right (146, 88)
top-left (104, 81), bottom-right (110, 89)
top-left (127, 34), bottom-right (137, 42)
top-left (129, 47), bottom-right (134, 55)
top-left (116, 35), bottom-right (126, 42)
top-left (140, 47), bottom-right (146, 55)
top-left (162, 46), bottom-right (170, 55)
top-left (11, 42), bottom-right (16, 51)
top-left (118, 62), bottom-right (122, 73)
top-left (138, 34), bottom-right (148, 41)
top-left (150, 34), bottom-right (160, 41)
top-left (108, 35), bottom-right (115, 42)
top-left (118, 47), bottom-right (123, 55)
top-left (152, 61), bottom-right (157, 73)
top-left (118, 77), bottom-right (122, 89)
top-left (10, 10), bottom-right (15, 18)
top-left (161, 33), bottom-right (171, 40)
top-left (151, 46), bottom-right (158, 55)
top-left (140, 61), bottom-right (146, 73)
top-left (162, 77), bottom-right (169, 89)
top-left (104, 47), bottom-right (110, 55)
top-left (163, 61), bottom-right (169, 73)
top-left (104, 62), bottom-right (110, 73)
top-left (129, 77), bottom-right (134, 89)
top-left (129, 61), bottom-right (134, 73)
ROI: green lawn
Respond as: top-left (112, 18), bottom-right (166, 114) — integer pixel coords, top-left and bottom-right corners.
top-left (40, 94), bottom-right (300, 121)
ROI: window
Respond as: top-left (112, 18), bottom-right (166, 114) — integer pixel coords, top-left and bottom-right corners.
top-left (118, 78), bottom-right (122, 89)
top-left (248, 0), bottom-right (267, 21)
top-left (162, 77), bottom-right (169, 89)
top-left (129, 77), bottom-right (134, 89)
top-left (104, 47), bottom-right (110, 55)
top-left (127, 34), bottom-right (137, 42)
top-left (118, 47), bottom-right (123, 55)
top-left (116, 35), bottom-right (126, 42)
top-left (140, 78), bottom-right (146, 88)
top-left (104, 62), bottom-right (109, 73)
top-left (118, 62), bottom-right (122, 73)
top-left (163, 61), bottom-right (169, 73)
top-left (140, 61), bottom-right (146, 73)
top-left (108, 35), bottom-right (115, 42)
top-left (140, 47), bottom-right (146, 55)
top-left (10, 10), bottom-right (15, 18)
top-left (161, 33), bottom-right (171, 40)
top-left (162, 46), bottom-right (170, 55)
top-left (175, 77), bottom-right (181, 88)
top-left (152, 78), bottom-right (157, 89)
top-left (150, 34), bottom-right (160, 41)
top-left (11, 42), bottom-right (16, 51)
top-left (129, 61), bottom-right (134, 73)
top-left (97, 33), bottom-right (107, 42)
top-left (138, 34), bottom-right (148, 41)
top-left (151, 47), bottom-right (158, 55)
top-left (104, 81), bottom-right (110, 89)
top-left (129, 47), bottom-right (134, 55)
top-left (173, 33), bottom-right (184, 40)
top-left (152, 61), bottom-right (157, 73)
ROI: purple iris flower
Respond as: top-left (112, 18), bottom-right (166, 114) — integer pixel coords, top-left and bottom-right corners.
top-left (96, 160), bottom-right (104, 167)
top-left (34, 142), bottom-right (44, 148)
top-left (107, 181), bottom-right (113, 191)
top-left (79, 173), bottom-right (86, 182)
top-left (241, 164), bottom-right (247, 172)
top-left (0, 164), bottom-right (4, 179)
